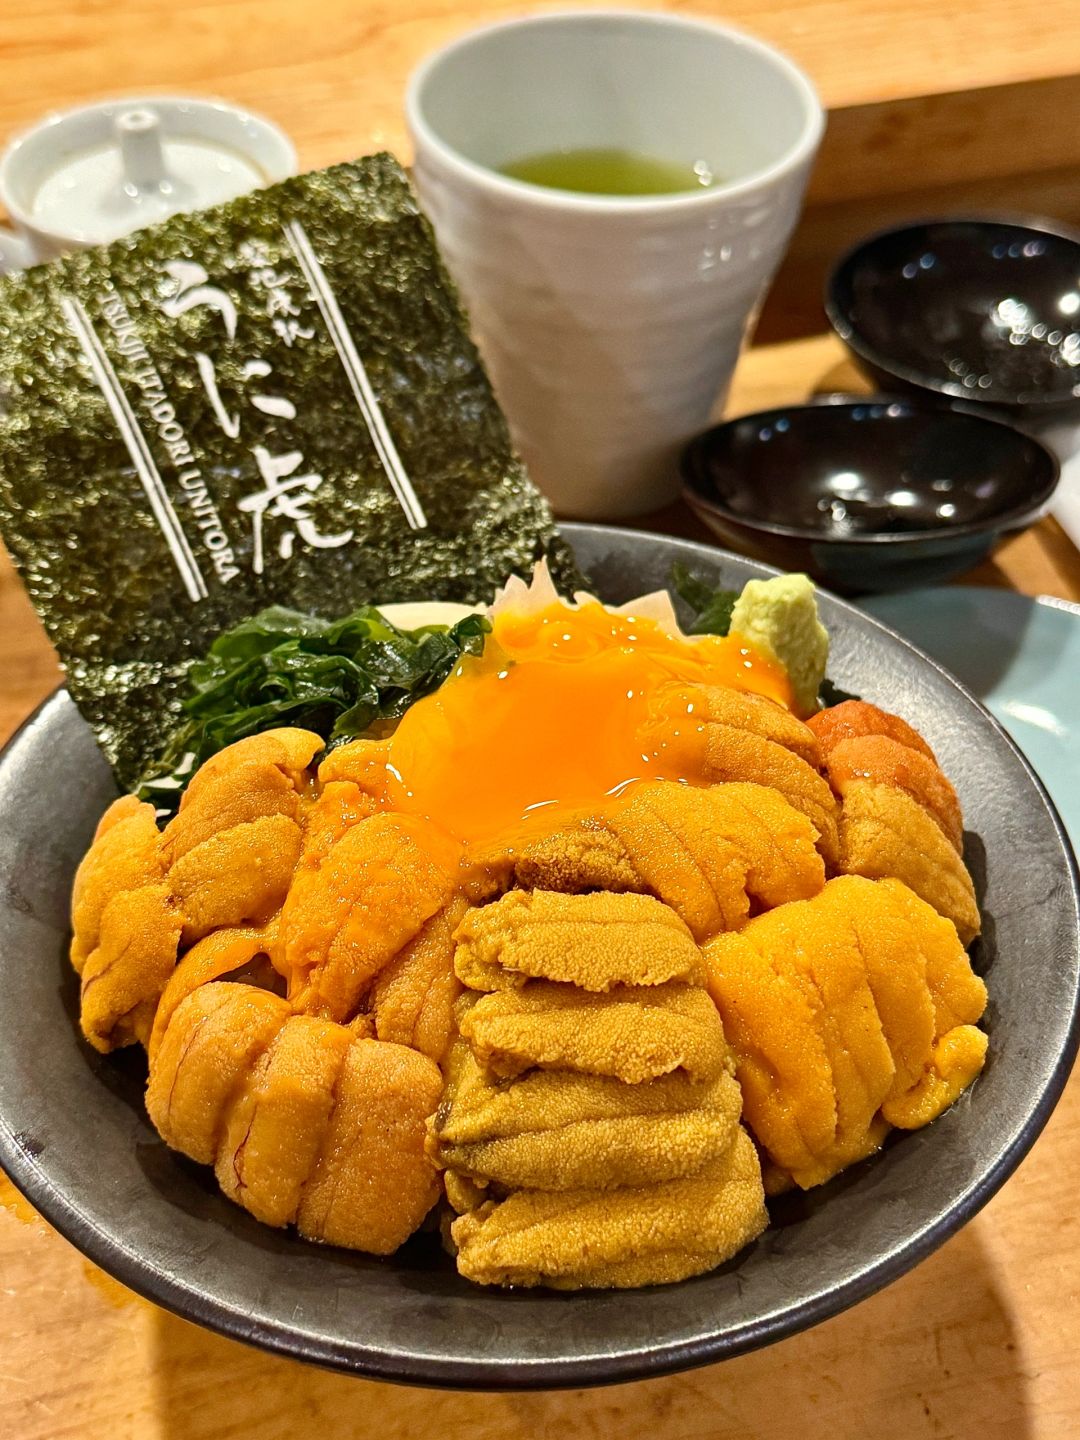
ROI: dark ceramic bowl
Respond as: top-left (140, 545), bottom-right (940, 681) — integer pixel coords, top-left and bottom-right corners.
top-left (680, 396), bottom-right (1058, 592)
top-left (826, 218), bottom-right (1080, 457)
top-left (0, 525), bottom-right (1077, 1388)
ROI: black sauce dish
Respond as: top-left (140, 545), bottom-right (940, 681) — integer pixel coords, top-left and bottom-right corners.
top-left (680, 396), bottom-right (1058, 593)
top-left (826, 217), bottom-right (1080, 459)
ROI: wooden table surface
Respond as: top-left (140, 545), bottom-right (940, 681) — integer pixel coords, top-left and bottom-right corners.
top-left (3, 4), bottom-right (1080, 1436)
top-left (5, 0), bottom-right (1080, 340)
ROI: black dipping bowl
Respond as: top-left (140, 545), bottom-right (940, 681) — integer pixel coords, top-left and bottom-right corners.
top-left (681, 397), bottom-right (1058, 592)
top-left (826, 218), bottom-right (1080, 453)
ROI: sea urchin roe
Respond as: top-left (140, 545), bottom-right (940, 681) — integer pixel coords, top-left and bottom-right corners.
top-left (334, 601), bottom-right (792, 851)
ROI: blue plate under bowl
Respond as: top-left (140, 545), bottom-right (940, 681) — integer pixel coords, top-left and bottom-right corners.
top-left (862, 587), bottom-right (1080, 847)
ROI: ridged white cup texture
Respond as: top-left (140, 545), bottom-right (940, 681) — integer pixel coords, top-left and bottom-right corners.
top-left (408, 10), bottom-right (824, 518)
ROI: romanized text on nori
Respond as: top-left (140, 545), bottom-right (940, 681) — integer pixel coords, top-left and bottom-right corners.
top-left (0, 155), bottom-right (576, 788)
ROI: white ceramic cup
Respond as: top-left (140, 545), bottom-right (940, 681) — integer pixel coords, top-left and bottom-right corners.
top-left (407, 10), bottom-right (824, 517)
top-left (0, 95), bottom-right (296, 273)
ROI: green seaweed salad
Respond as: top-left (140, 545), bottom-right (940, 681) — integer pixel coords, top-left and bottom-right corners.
top-left (141, 605), bottom-right (490, 810)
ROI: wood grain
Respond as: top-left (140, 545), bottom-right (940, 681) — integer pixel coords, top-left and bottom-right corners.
top-left (5, 0), bottom-right (1080, 346)
top-left (2, 0), bottom-right (1079, 189)
top-left (2, 0), bottom-right (1080, 1429)
top-left (3, 1100), bottom-right (1079, 1440)
top-left (807, 74), bottom-right (1080, 208)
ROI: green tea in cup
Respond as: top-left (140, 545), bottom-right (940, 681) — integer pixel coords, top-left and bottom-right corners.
top-left (408, 10), bottom-right (823, 516)
top-left (500, 147), bottom-right (716, 196)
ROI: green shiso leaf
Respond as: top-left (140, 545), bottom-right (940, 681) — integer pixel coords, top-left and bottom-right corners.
top-left (670, 562), bottom-right (738, 637)
top-left (140, 605), bottom-right (491, 810)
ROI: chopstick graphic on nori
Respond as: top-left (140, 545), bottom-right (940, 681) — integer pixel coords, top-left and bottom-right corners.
top-left (0, 155), bottom-right (579, 790)
top-left (140, 604), bottom-right (491, 810)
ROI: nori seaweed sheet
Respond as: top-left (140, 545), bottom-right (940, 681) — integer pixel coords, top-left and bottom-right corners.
top-left (0, 155), bottom-right (579, 789)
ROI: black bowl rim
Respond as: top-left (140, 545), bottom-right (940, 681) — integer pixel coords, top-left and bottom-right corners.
top-left (680, 394), bottom-right (1060, 544)
top-left (1, 523), bottom-right (1078, 1390)
top-left (825, 213), bottom-right (1080, 412)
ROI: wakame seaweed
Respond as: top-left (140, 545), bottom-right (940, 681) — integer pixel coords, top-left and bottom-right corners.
top-left (141, 604), bottom-right (491, 808)
top-left (0, 155), bottom-right (579, 790)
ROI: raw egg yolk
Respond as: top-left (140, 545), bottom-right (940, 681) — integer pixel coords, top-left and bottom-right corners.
top-left (344, 601), bottom-right (791, 850)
